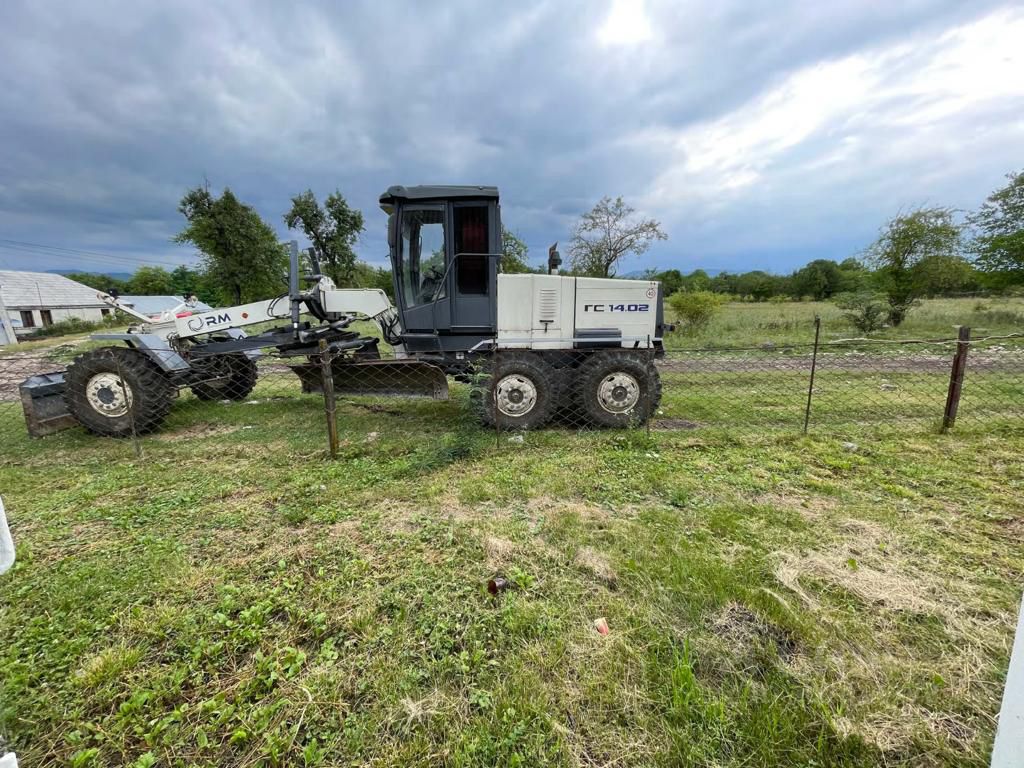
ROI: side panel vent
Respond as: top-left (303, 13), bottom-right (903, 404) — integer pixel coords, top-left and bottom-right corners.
top-left (537, 288), bottom-right (559, 326)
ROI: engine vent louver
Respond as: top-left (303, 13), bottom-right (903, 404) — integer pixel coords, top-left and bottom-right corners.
top-left (537, 289), bottom-right (558, 326)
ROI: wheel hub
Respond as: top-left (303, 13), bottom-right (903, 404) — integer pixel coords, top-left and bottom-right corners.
top-left (495, 374), bottom-right (538, 417)
top-left (597, 372), bottom-right (640, 414)
top-left (85, 372), bottom-right (133, 417)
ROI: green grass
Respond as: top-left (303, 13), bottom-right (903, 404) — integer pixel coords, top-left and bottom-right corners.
top-left (665, 296), bottom-right (1024, 348)
top-left (1, 383), bottom-right (1022, 766)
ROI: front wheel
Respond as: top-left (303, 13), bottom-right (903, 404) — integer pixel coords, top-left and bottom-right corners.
top-left (577, 351), bottom-right (661, 428)
top-left (64, 347), bottom-right (175, 437)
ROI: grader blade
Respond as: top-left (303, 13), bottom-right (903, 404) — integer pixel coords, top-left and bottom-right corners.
top-left (291, 358), bottom-right (449, 400)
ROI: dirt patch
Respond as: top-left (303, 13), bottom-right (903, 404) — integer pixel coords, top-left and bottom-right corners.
top-left (752, 491), bottom-right (838, 521)
top-left (574, 546), bottom-right (617, 587)
top-left (775, 518), bottom-right (942, 615)
top-left (710, 602), bottom-right (798, 661)
top-left (653, 418), bottom-right (701, 430)
top-left (154, 423), bottom-right (241, 441)
top-left (484, 535), bottom-right (517, 568)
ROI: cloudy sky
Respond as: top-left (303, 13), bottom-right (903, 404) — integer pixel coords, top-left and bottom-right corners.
top-left (1, 0), bottom-right (1022, 276)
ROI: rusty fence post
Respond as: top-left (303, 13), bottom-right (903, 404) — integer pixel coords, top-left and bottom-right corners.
top-left (803, 315), bottom-right (821, 435)
top-left (318, 339), bottom-right (339, 458)
top-left (942, 325), bottom-right (971, 432)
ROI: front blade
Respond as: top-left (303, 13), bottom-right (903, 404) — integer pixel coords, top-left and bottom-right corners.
top-left (291, 359), bottom-right (449, 400)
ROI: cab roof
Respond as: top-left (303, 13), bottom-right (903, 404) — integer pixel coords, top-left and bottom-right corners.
top-left (379, 185), bottom-right (499, 212)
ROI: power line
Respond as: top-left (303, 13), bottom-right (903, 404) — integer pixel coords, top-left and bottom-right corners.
top-left (0, 239), bottom-right (199, 271)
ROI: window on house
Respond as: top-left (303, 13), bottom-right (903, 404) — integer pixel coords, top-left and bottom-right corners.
top-left (40, 310), bottom-right (53, 327)
top-left (19, 311), bottom-right (35, 328)
top-left (101, 308), bottom-right (111, 318)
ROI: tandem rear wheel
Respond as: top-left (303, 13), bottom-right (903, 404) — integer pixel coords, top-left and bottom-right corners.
top-left (475, 350), bottom-right (660, 430)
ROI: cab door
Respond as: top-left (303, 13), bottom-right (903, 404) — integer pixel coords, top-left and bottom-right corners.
top-left (450, 201), bottom-right (497, 333)
top-left (394, 204), bottom-right (451, 332)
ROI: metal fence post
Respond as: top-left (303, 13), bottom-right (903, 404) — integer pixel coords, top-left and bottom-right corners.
top-left (318, 339), bottom-right (339, 458)
top-left (803, 315), bottom-right (821, 435)
top-left (942, 325), bottom-right (971, 432)
top-left (112, 350), bottom-right (142, 459)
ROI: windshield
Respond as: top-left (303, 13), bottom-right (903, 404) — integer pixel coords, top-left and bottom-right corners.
top-left (399, 208), bottom-right (446, 307)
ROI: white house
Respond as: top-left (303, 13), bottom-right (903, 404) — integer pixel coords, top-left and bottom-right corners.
top-left (0, 270), bottom-right (111, 341)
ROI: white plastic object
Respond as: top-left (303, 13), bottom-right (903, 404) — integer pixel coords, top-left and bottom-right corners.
top-left (0, 495), bottom-right (14, 575)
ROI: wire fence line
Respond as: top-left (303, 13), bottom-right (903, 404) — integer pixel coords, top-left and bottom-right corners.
top-left (2, 328), bottom-right (1022, 460)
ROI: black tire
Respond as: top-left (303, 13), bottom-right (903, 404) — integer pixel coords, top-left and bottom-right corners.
top-left (576, 351), bottom-right (662, 428)
top-left (190, 354), bottom-right (258, 401)
top-left (476, 353), bottom-right (558, 430)
top-left (64, 347), bottom-right (175, 437)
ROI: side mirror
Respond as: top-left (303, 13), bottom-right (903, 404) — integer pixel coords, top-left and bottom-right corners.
top-left (387, 213), bottom-right (397, 249)
top-left (547, 242), bottom-right (562, 274)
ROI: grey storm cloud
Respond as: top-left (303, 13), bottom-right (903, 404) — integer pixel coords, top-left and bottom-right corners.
top-left (0, 0), bottom-right (1021, 275)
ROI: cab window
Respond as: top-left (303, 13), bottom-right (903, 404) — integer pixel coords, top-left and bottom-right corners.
top-left (399, 207), bottom-right (446, 307)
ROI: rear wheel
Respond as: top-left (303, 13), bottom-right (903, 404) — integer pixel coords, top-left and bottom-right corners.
top-left (190, 354), bottom-right (258, 401)
top-left (577, 351), bottom-right (661, 428)
top-left (64, 347), bottom-right (175, 437)
top-left (476, 353), bottom-right (558, 430)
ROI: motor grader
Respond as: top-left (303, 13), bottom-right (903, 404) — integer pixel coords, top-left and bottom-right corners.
top-left (21, 185), bottom-right (668, 437)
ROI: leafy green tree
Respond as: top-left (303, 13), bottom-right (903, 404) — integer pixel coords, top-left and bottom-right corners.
top-left (912, 254), bottom-right (979, 297)
top-left (569, 196), bottom-right (667, 277)
top-left (126, 266), bottom-right (174, 295)
top-left (863, 207), bottom-right (961, 325)
top-left (652, 269), bottom-right (684, 295)
top-left (969, 170), bottom-right (1024, 274)
top-left (501, 226), bottom-right (531, 273)
top-left (284, 189), bottom-right (365, 286)
top-left (837, 258), bottom-right (871, 293)
top-left (350, 261), bottom-right (395, 299)
top-left (169, 265), bottom-right (204, 298)
top-left (735, 270), bottom-right (779, 301)
top-left (65, 272), bottom-right (128, 294)
top-left (175, 185), bottom-right (287, 305)
top-left (684, 269), bottom-right (712, 292)
top-left (791, 259), bottom-right (842, 300)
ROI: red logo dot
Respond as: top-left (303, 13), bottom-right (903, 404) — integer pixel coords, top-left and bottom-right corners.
top-left (241, 312), bottom-right (249, 319)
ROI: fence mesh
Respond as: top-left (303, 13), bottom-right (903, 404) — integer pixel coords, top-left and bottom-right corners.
top-left (2, 329), bottom-right (1021, 459)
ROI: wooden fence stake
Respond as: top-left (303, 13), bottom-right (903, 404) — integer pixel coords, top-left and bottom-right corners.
top-left (942, 325), bottom-right (971, 432)
top-left (319, 339), bottom-right (339, 458)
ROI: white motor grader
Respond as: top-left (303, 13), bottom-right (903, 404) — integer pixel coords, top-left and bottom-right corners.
top-left (21, 185), bottom-right (668, 437)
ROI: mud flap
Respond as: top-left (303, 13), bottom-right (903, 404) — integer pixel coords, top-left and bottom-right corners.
top-left (291, 358), bottom-right (449, 400)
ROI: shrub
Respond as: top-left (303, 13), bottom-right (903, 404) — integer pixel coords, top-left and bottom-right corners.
top-left (25, 313), bottom-right (126, 340)
top-left (832, 291), bottom-right (888, 334)
top-left (668, 291), bottom-right (725, 335)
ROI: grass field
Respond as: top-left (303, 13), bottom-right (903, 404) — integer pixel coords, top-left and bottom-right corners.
top-left (1, 385), bottom-right (1022, 766)
top-left (664, 296), bottom-right (1024, 348)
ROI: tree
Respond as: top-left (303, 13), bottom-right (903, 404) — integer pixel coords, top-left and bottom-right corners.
top-left (169, 265), bottom-right (204, 298)
top-left (350, 261), bottom-right (395, 299)
top-left (652, 268), bottom-right (684, 295)
top-left (501, 226), bottom-right (531, 273)
top-left (174, 185), bottom-right (287, 305)
top-left (863, 207), bottom-right (961, 325)
top-left (569, 196), bottom-right (667, 277)
top-left (65, 272), bottom-right (128, 294)
top-left (791, 259), bottom-right (842, 300)
top-left (912, 254), bottom-right (978, 297)
top-left (283, 189), bottom-right (365, 286)
top-left (126, 266), bottom-right (174, 295)
top-left (969, 170), bottom-right (1024, 279)
top-left (684, 269), bottom-right (712, 292)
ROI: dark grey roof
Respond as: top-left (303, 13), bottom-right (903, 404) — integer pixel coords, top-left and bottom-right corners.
top-left (379, 185), bottom-right (499, 211)
top-left (0, 270), bottom-right (107, 309)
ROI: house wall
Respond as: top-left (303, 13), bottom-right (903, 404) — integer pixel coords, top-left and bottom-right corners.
top-left (11, 305), bottom-right (108, 336)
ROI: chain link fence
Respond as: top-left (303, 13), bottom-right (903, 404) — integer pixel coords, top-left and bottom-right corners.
top-left (1, 328), bottom-right (1021, 459)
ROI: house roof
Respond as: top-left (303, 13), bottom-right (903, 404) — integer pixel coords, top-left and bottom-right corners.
top-left (120, 295), bottom-right (213, 316)
top-left (0, 270), bottom-right (107, 309)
